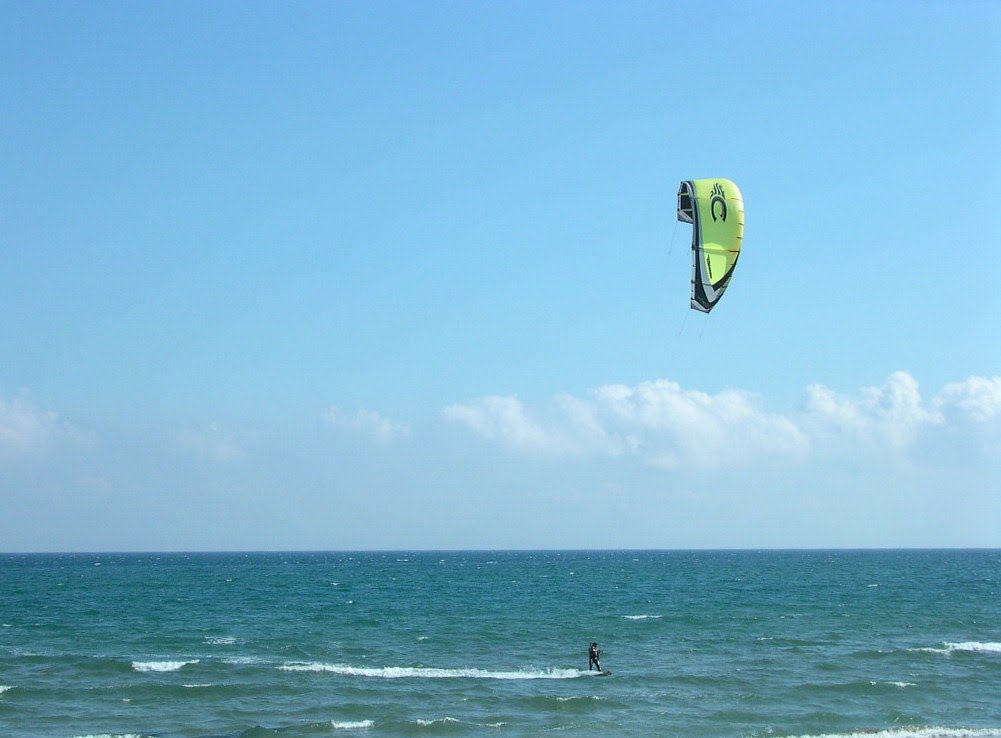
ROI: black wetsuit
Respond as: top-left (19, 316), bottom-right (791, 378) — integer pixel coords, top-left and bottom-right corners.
top-left (588, 644), bottom-right (601, 671)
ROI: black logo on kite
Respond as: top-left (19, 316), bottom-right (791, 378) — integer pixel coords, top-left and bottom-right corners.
top-left (710, 182), bottom-right (727, 222)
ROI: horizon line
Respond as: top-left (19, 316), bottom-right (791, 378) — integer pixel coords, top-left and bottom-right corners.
top-left (2, 546), bottom-right (998, 556)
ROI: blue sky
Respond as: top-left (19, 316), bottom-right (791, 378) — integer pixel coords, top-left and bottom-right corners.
top-left (2, 1), bottom-right (998, 551)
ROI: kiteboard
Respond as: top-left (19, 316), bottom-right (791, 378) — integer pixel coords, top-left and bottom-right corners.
top-left (593, 670), bottom-right (612, 677)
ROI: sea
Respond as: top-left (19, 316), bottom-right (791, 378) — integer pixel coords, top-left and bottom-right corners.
top-left (0, 550), bottom-right (998, 738)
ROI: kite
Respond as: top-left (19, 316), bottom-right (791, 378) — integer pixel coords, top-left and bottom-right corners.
top-left (677, 179), bottom-right (744, 312)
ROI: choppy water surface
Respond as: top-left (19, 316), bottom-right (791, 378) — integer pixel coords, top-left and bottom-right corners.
top-left (1, 550), bottom-right (998, 737)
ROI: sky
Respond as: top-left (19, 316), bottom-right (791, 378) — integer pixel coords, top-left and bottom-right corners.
top-left (1, 1), bottom-right (999, 552)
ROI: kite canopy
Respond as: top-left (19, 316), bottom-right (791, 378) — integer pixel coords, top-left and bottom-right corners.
top-left (677, 179), bottom-right (744, 312)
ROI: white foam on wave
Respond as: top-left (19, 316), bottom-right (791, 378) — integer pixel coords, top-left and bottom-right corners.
top-left (622, 614), bottom-right (662, 620)
top-left (278, 662), bottom-right (587, 680)
top-left (417, 717), bottom-right (459, 726)
top-left (131, 659), bottom-right (199, 672)
top-left (223, 655), bottom-right (269, 665)
top-left (867, 680), bottom-right (915, 689)
top-left (204, 636), bottom-right (237, 645)
top-left (946, 642), bottom-right (1001, 653)
top-left (331, 720), bottom-right (374, 730)
top-left (779, 728), bottom-right (1001, 738)
top-left (0, 685), bottom-right (13, 695)
top-left (914, 641), bottom-right (1001, 655)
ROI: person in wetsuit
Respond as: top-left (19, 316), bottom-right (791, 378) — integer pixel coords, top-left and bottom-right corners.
top-left (588, 642), bottom-right (601, 671)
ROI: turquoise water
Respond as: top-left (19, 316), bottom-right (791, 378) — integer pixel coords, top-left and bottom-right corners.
top-left (0, 550), bottom-right (998, 738)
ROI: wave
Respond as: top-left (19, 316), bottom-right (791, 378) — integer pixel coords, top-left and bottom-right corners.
top-left (204, 636), bottom-right (237, 645)
top-left (776, 729), bottom-right (1001, 738)
top-left (278, 662), bottom-right (588, 680)
top-left (223, 655), bottom-right (270, 666)
top-left (622, 614), bottom-right (662, 620)
top-left (944, 641), bottom-right (1001, 654)
top-left (797, 679), bottom-right (919, 694)
top-left (914, 642), bottom-right (1001, 655)
top-left (131, 659), bottom-right (199, 672)
top-left (236, 721), bottom-right (373, 737)
top-left (416, 717), bottom-right (459, 726)
top-left (414, 716), bottom-right (506, 729)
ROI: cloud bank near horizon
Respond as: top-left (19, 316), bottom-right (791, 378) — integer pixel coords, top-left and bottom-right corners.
top-left (4, 373), bottom-right (997, 472)
top-left (444, 372), bottom-right (1001, 470)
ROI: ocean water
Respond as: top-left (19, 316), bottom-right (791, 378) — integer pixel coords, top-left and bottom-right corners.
top-left (0, 550), bottom-right (998, 738)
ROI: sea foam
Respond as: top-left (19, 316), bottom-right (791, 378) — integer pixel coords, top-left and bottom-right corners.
top-left (131, 659), bottom-right (199, 672)
top-left (204, 636), bottom-right (237, 645)
top-left (416, 717), bottom-right (459, 726)
top-left (223, 655), bottom-right (269, 665)
top-left (914, 642), bottom-right (1001, 655)
top-left (279, 662), bottom-right (587, 679)
top-left (623, 614), bottom-right (662, 620)
top-left (0, 685), bottom-right (13, 695)
top-left (943, 641), bottom-right (1001, 653)
top-left (331, 720), bottom-right (374, 730)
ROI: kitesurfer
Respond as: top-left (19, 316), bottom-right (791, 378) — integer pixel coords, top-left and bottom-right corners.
top-left (588, 642), bottom-right (601, 671)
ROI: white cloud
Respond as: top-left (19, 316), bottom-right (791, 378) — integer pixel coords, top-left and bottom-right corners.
top-left (444, 372), bottom-right (1000, 470)
top-left (442, 395), bottom-right (576, 454)
top-left (587, 380), bottom-right (808, 469)
top-left (935, 376), bottom-right (1001, 423)
top-left (444, 381), bottom-right (808, 470)
top-left (324, 407), bottom-right (410, 443)
top-left (179, 423), bottom-right (244, 462)
top-left (0, 392), bottom-right (75, 458)
top-left (803, 371), bottom-right (942, 449)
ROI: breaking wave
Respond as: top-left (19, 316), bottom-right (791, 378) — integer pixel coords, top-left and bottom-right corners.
top-left (204, 636), bottom-right (237, 645)
top-left (913, 642), bottom-right (1001, 655)
top-left (278, 662), bottom-right (587, 680)
top-left (131, 659), bottom-right (199, 673)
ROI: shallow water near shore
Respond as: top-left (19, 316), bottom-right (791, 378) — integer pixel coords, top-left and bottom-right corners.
top-left (1, 550), bottom-right (998, 737)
